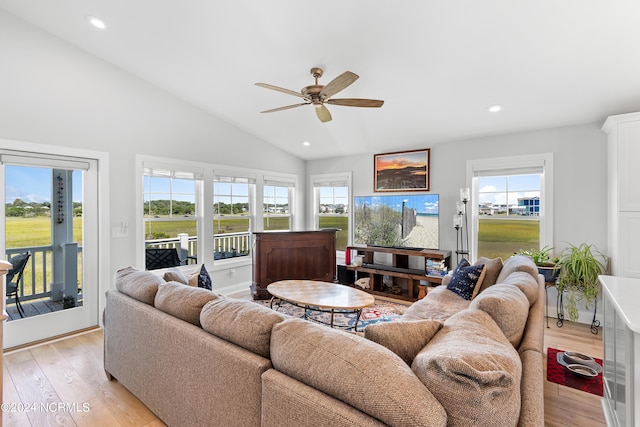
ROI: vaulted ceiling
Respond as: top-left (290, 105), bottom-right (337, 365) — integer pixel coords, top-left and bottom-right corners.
top-left (2, 1), bottom-right (640, 160)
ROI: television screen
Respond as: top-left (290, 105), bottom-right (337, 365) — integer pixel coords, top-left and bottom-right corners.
top-left (354, 194), bottom-right (439, 249)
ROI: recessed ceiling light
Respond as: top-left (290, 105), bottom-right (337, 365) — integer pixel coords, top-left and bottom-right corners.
top-left (302, 141), bottom-right (311, 146)
top-left (87, 16), bottom-right (106, 30)
top-left (488, 104), bottom-right (503, 113)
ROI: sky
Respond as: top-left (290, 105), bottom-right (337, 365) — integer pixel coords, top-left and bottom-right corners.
top-left (5, 165), bottom-right (83, 204)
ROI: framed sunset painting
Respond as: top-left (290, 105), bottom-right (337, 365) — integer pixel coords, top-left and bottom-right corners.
top-left (374, 149), bottom-right (430, 192)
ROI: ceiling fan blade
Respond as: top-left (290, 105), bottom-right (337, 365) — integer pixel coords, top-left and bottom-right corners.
top-left (255, 83), bottom-right (307, 99)
top-left (320, 71), bottom-right (359, 99)
top-left (326, 98), bottom-right (384, 108)
top-left (315, 105), bottom-right (332, 122)
top-left (260, 103), bottom-right (309, 113)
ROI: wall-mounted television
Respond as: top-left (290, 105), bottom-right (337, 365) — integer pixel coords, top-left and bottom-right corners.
top-left (354, 194), bottom-right (439, 249)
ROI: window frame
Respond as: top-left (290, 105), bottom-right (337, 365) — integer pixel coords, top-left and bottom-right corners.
top-left (136, 156), bottom-right (299, 269)
top-left (309, 172), bottom-right (352, 252)
top-left (466, 153), bottom-right (554, 261)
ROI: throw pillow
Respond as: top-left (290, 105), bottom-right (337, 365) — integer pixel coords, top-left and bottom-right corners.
top-left (364, 319), bottom-right (443, 365)
top-left (189, 264), bottom-right (212, 290)
top-left (475, 256), bottom-right (503, 294)
top-left (446, 258), bottom-right (486, 300)
top-left (163, 267), bottom-right (190, 285)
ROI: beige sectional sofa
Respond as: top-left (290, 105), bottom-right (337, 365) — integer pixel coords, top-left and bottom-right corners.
top-left (104, 255), bottom-right (544, 426)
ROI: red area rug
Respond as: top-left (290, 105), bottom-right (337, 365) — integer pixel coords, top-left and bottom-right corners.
top-left (547, 347), bottom-right (603, 396)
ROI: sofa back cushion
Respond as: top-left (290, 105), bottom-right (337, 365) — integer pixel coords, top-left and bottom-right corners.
top-left (495, 255), bottom-right (538, 285)
top-left (114, 266), bottom-right (164, 305)
top-left (500, 271), bottom-right (540, 306)
top-left (271, 318), bottom-right (447, 426)
top-left (412, 309), bottom-right (522, 426)
top-left (470, 284), bottom-right (529, 347)
top-left (154, 281), bottom-right (219, 327)
top-left (200, 298), bottom-right (287, 359)
top-left (402, 285), bottom-right (471, 322)
top-left (364, 319), bottom-right (442, 365)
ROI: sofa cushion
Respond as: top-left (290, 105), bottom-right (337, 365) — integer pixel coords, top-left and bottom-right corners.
top-left (501, 271), bottom-right (540, 306)
top-left (475, 256), bottom-right (503, 293)
top-left (200, 298), bottom-right (287, 358)
top-left (496, 255), bottom-right (538, 285)
top-left (163, 267), bottom-right (190, 285)
top-left (402, 285), bottom-right (471, 322)
top-left (412, 309), bottom-right (522, 426)
top-left (447, 258), bottom-right (486, 300)
top-left (364, 319), bottom-right (443, 365)
top-left (154, 281), bottom-right (219, 327)
top-left (114, 266), bottom-right (164, 305)
top-left (271, 318), bottom-right (447, 427)
top-left (470, 284), bottom-right (529, 347)
top-left (188, 264), bottom-right (212, 290)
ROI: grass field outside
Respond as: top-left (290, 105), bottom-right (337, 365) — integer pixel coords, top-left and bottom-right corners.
top-left (6, 217), bottom-right (83, 299)
top-left (478, 218), bottom-right (539, 259)
top-left (6, 215), bottom-right (538, 298)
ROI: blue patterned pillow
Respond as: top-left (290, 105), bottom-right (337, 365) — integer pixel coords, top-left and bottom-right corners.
top-left (447, 258), bottom-right (485, 300)
top-left (196, 264), bottom-right (212, 290)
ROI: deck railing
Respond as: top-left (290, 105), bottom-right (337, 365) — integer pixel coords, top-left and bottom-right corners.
top-left (5, 245), bottom-right (83, 304)
top-left (6, 232), bottom-right (250, 304)
top-left (145, 231), bottom-right (252, 263)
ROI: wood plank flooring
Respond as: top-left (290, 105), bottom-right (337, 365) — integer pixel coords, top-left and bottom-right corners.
top-left (3, 316), bottom-right (605, 426)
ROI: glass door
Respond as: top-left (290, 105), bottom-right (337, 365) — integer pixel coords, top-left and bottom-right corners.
top-left (2, 153), bottom-right (99, 348)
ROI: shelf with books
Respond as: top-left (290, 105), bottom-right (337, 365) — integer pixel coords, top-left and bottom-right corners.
top-left (344, 245), bottom-right (451, 301)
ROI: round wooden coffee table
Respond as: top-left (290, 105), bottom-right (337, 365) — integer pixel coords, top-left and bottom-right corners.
top-left (267, 280), bottom-right (375, 332)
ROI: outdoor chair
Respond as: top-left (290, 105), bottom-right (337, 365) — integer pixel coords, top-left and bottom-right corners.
top-left (5, 251), bottom-right (31, 318)
top-left (145, 248), bottom-right (183, 270)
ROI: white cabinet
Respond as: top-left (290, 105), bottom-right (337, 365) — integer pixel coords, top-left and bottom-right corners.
top-left (600, 275), bottom-right (640, 426)
top-left (602, 112), bottom-right (640, 277)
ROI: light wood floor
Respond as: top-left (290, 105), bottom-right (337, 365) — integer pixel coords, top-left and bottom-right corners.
top-left (2, 317), bottom-right (605, 427)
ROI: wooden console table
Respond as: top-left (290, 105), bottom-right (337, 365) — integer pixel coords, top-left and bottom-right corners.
top-left (251, 230), bottom-right (337, 300)
top-left (345, 246), bottom-right (451, 302)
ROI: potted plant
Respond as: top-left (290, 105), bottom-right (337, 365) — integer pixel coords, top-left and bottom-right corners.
top-left (516, 246), bottom-right (560, 283)
top-left (556, 243), bottom-right (608, 322)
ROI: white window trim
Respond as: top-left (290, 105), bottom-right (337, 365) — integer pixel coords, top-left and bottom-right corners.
top-left (309, 172), bottom-right (352, 248)
top-left (1, 137), bottom-right (109, 332)
top-left (466, 153), bottom-right (554, 261)
top-left (136, 156), bottom-right (299, 268)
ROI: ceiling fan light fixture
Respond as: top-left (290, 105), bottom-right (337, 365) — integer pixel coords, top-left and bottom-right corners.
top-left (256, 67), bottom-right (383, 123)
top-left (87, 15), bottom-right (106, 29)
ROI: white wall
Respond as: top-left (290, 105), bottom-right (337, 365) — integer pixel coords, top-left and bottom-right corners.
top-left (307, 122), bottom-right (609, 323)
top-left (0, 11), bottom-right (306, 296)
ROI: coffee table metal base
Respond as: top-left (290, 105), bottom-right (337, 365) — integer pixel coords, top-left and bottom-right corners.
top-left (270, 297), bottom-right (366, 332)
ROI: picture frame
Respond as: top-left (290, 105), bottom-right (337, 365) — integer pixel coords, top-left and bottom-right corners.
top-left (374, 148), bottom-right (430, 192)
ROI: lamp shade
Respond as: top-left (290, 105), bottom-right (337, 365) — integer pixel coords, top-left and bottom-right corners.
top-left (453, 214), bottom-right (462, 228)
top-left (460, 188), bottom-right (470, 202)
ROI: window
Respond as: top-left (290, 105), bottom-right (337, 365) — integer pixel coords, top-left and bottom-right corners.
top-left (311, 173), bottom-right (351, 251)
top-left (143, 163), bottom-right (202, 266)
top-left (213, 175), bottom-right (254, 259)
top-left (469, 154), bottom-right (553, 260)
top-left (263, 177), bottom-right (294, 231)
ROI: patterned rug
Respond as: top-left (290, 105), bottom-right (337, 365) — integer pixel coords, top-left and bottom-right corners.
top-left (257, 298), bottom-right (408, 331)
top-left (547, 347), bottom-right (603, 396)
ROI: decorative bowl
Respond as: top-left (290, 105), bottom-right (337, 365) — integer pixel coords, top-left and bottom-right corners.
top-left (563, 351), bottom-right (595, 365)
top-left (565, 363), bottom-right (598, 379)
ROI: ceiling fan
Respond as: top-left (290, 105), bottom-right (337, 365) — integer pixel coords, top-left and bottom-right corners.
top-left (255, 67), bottom-right (384, 123)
